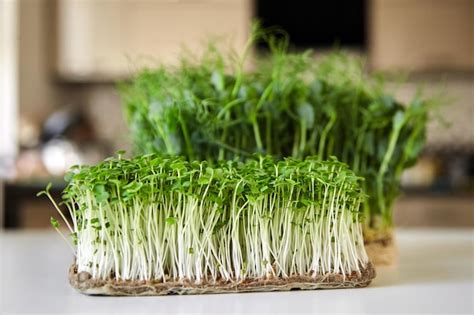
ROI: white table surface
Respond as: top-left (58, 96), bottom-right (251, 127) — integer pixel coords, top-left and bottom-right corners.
top-left (1, 228), bottom-right (473, 314)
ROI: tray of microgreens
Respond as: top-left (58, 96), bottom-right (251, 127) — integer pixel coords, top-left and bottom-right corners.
top-left (41, 154), bottom-right (375, 295)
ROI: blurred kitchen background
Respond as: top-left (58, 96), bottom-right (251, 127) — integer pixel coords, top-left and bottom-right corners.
top-left (0, 0), bottom-right (472, 229)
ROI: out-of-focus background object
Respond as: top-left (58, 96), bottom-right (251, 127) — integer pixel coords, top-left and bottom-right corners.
top-left (56, 0), bottom-right (251, 80)
top-left (0, 0), bottom-right (472, 229)
top-left (370, 0), bottom-right (473, 72)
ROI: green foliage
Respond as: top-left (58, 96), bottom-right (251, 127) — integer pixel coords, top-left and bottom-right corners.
top-left (119, 33), bottom-right (434, 232)
top-left (61, 154), bottom-right (364, 221)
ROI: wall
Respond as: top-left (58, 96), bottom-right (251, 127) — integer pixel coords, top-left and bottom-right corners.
top-left (19, 0), bottom-right (58, 125)
top-left (17, 1), bottom-right (129, 151)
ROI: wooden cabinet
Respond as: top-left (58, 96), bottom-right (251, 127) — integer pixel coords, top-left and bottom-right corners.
top-left (56, 0), bottom-right (252, 81)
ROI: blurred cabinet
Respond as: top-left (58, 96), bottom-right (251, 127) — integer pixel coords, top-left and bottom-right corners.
top-left (56, 0), bottom-right (251, 81)
top-left (369, 0), bottom-right (473, 72)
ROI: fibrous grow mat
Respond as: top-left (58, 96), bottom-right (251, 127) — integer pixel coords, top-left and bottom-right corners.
top-left (365, 229), bottom-right (398, 266)
top-left (41, 154), bottom-right (375, 295)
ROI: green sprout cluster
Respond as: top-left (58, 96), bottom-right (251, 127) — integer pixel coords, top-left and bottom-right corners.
top-left (120, 35), bottom-right (432, 238)
top-left (43, 154), bottom-right (368, 282)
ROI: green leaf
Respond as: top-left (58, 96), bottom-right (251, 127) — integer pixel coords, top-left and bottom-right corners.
top-left (93, 185), bottom-right (109, 203)
top-left (165, 217), bottom-right (177, 225)
top-left (70, 232), bottom-right (78, 245)
top-left (50, 217), bottom-right (60, 229)
top-left (36, 190), bottom-right (46, 197)
top-left (64, 172), bottom-right (74, 183)
top-left (37, 182), bottom-right (53, 197)
top-left (197, 176), bottom-right (210, 185)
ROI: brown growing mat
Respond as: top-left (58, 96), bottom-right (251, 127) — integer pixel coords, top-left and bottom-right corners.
top-left (366, 238), bottom-right (397, 266)
top-left (69, 263), bottom-right (376, 296)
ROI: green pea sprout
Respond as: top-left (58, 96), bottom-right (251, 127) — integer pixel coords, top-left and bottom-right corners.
top-left (119, 30), bottom-right (434, 243)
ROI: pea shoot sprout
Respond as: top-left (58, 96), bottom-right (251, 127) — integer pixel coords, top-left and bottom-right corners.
top-left (120, 28), bottom-right (434, 255)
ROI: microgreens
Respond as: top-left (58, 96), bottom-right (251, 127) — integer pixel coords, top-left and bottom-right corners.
top-left (43, 154), bottom-right (369, 282)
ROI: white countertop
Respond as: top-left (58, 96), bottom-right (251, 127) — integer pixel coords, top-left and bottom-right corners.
top-left (1, 228), bottom-right (473, 314)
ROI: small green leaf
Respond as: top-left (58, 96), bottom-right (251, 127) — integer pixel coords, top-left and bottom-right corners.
top-left (70, 232), bottom-right (78, 245)
top-left (165, 217), bottom-right (177, 225)
top-left (36, 190), bottom-right (46, 197)
top-left (38, 182), bottom-right (53, 196)
top-left (170, 161), bottom-right (185, 171)
top-left (64, 172), bottom-right (74, 183)
top-left (197, 176), bottom-right (210, 185)
top-left (93, 185), bottom-right (109, 203)
top-left (50, 217), bottom-right (60, 229)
